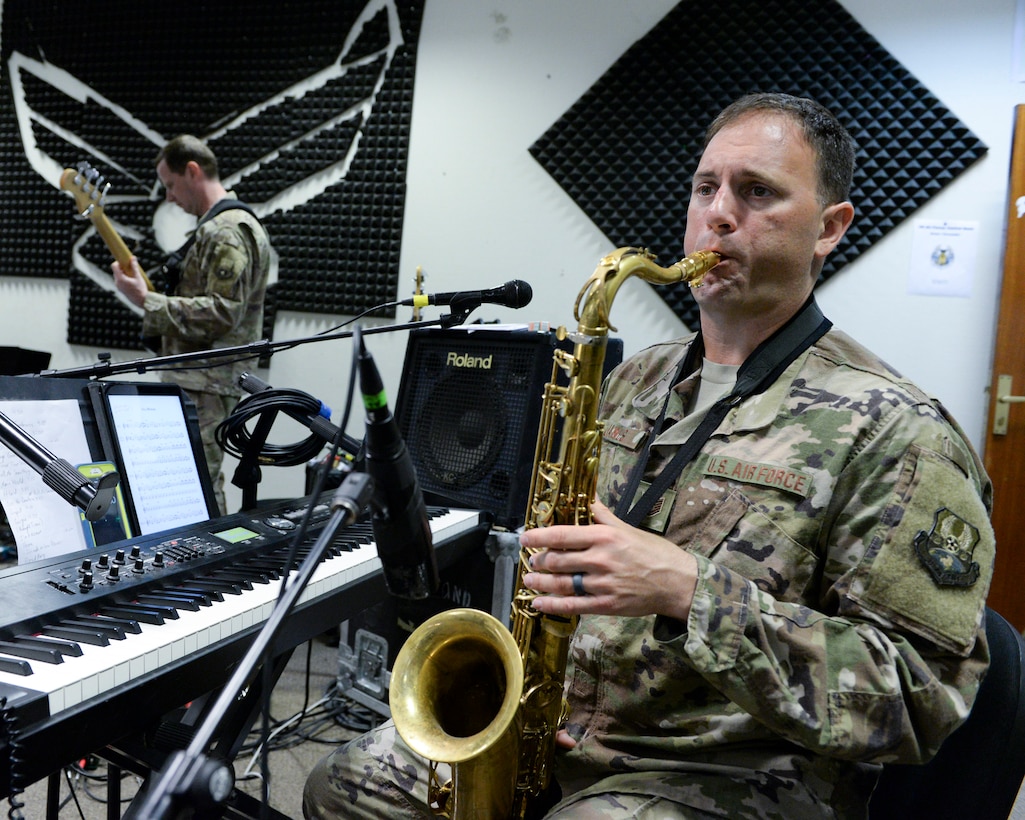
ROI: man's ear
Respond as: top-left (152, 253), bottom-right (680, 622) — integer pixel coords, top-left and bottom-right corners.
top-left (815, 200), bottom-right (855, 259)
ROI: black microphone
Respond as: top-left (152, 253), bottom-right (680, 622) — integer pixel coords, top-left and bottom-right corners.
top-left (357, 333), bottom-right (438, 599)
top-left (399, 279), bottom-right (533, 312)
top-left (0, 410), bottom-right (120, 521)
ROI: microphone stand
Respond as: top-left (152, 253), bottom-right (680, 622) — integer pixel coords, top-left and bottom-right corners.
top-left (126, 471), bottom-right (375, 820)
top-left (0, 409), bottom-right (119, 521)
top-left (35, 312), bottom-right (473, 381)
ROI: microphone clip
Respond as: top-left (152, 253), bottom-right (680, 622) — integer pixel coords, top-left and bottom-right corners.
top-left (439, 301), bottom-right (478, 328)
top-left (330, 471), bottom-right (375, 526)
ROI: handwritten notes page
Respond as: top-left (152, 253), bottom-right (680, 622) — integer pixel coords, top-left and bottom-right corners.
top-left (0, 399), bottom-right (90, 563)
top-left (106, 393), bottom-right (210, 534)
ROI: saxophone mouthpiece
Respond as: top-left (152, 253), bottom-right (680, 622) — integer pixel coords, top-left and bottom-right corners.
top-left (677, 250), bottom-right (721, 288)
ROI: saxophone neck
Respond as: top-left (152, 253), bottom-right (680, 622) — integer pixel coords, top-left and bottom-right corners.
top-left (574, 247), bottom-right (720, 335)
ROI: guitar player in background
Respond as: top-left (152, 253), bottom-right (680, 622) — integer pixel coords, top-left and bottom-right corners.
top-left (113, 135), bottom-right (272, 515)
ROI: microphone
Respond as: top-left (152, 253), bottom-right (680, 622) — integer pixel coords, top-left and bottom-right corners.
top-left (0, 410), bottom-right (120, 521)
top-left (357, 333), bottom-right (438, 599)
top-left (399, 279), bottom-right (533, 312)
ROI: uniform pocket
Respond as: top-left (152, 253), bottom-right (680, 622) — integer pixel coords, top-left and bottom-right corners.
top-left (701, 488), bottom-right (821, 603)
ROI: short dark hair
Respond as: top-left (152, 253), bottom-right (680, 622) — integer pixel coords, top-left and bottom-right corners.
top-left (156, 134), bottom-right (219, 179)
top-left (703, 92), bottom-right (856, 205)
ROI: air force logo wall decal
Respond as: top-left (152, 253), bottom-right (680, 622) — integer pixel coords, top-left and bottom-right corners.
top-left (6, 0), bottom-right (411, 340)
top-left (913, 507), bottom-right (982, 587)
top-left (10, 0), bottom-right (399, 299)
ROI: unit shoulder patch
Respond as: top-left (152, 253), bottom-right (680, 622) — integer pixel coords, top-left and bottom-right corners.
top-left (913, 507), bottom-right (981, 587)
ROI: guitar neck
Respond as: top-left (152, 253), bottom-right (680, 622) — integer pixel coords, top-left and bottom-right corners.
top-left (94, 214), bottom-right (154, 292)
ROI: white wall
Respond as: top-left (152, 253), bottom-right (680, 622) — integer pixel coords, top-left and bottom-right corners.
top-left (0, 0), bottom-right (1018, 513)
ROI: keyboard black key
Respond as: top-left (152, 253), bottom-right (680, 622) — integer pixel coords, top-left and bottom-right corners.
top-left (210, 572), bottom-right (255, 590)
top-left (44, 626), bottom-right (110, 647)
top-left (88, 614), bottom-right (143, 634)
top-left (61, 619), bottom-right (127, 640)
top-left (181, 579), bottom-right (241, 596)
top-left (136, 594), bottom-right (201, 612)
top-left (13, 635), bottom-right (83, 657)
top-left (123, 600), bottom-right (180, 620)
top-left (0, 641), bottom-right (63, 664)
top-left (0, 655), bottom-right (32, 675)
top-left (101, 606), bottom-right (165, 626)
top-left (173, 585), bottom-right (224, 603)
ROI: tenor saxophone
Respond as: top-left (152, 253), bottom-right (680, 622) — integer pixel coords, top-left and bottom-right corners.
top-left (390, 247), bottom-right (720, 819)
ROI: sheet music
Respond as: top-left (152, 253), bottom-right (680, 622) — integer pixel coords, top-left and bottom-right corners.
top-left (106, 393), bottom-right (209, 533)
top-left (0, 399), bottom-right (90, 563)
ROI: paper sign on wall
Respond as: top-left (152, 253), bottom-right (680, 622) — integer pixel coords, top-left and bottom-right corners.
top-left (908, 220), bottom-right (979, 298)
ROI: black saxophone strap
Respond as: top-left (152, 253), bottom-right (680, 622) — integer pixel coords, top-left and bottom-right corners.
top-left (618, 298), bottom-right (832, 528)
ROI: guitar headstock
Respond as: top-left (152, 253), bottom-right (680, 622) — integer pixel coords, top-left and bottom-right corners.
top-left (57, 161), bottom-right (145, 283)
top-left (59, 162), bottom-right (112, 218)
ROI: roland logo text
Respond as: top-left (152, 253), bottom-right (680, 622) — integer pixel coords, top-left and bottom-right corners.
top-left (446, 351), bottom-right (493, 369)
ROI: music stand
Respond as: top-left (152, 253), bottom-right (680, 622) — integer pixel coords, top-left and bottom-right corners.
top-left (0, 346), bottom-right (51, 376)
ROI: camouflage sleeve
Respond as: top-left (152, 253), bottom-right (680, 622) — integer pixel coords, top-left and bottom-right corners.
top-left (141, 221), bottom-right (258, 344)
top-left (673, 401), bottom-right (994, 764)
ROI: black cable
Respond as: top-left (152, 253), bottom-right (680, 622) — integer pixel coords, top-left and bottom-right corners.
top-left (233, 641), bottom-right (384, 763)
top-left (215, 387), bottom-right (334, 467)
top-left (2, 696), bottom-right (25, 820)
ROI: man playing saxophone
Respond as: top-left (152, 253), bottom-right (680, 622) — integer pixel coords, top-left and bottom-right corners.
top-left (304, 92), bottom-right (993, 819)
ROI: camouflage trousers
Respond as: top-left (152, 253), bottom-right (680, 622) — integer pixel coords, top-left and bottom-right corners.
top-left (302, 722), bottom-right (843, 819)
top-left (187, 389), bottom-right (237, 516)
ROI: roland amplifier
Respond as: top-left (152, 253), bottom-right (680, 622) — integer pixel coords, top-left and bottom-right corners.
top-left (395, 326), bottom-right (623, 530)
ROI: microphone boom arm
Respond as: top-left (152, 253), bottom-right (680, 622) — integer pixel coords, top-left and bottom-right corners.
top-left (0, 410), bottom-right (119, 521)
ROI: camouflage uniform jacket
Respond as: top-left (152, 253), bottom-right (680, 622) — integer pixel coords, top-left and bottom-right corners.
top-left (141, 198), bottom-right (271, 398)
top-left (555, 326), bottom-right (995, 817)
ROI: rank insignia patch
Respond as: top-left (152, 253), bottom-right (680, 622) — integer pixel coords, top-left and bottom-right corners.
top-left (913, 507), bottom-right (981, 587)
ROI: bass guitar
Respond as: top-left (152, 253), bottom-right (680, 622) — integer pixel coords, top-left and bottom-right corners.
top-left (59, 162), bottom-right (154, 292)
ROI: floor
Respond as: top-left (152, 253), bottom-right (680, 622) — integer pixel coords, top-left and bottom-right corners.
top-left (4, 633), bottom-right (370, 819)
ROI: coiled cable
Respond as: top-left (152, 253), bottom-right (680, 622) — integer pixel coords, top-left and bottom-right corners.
top-left (215, 385), bottom-right (356, 468)
top-left (1, 696), bottom-right (24, 820)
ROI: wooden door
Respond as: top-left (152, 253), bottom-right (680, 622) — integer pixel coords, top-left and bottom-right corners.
top-left (984, 104), bottom-right (1025, 631)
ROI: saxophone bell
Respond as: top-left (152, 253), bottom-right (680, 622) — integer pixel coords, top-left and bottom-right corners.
top-left (390, 608), bottom-right (524, 817)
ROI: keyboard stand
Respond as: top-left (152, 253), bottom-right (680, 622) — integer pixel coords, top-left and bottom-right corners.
top-left (97, 644), bottom-right (298, 819)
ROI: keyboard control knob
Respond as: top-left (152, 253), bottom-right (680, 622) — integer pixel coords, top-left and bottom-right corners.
top-left (264, 515), bottom-right (295, 531)
top-left (79, 571), bottom-right (94, 591)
